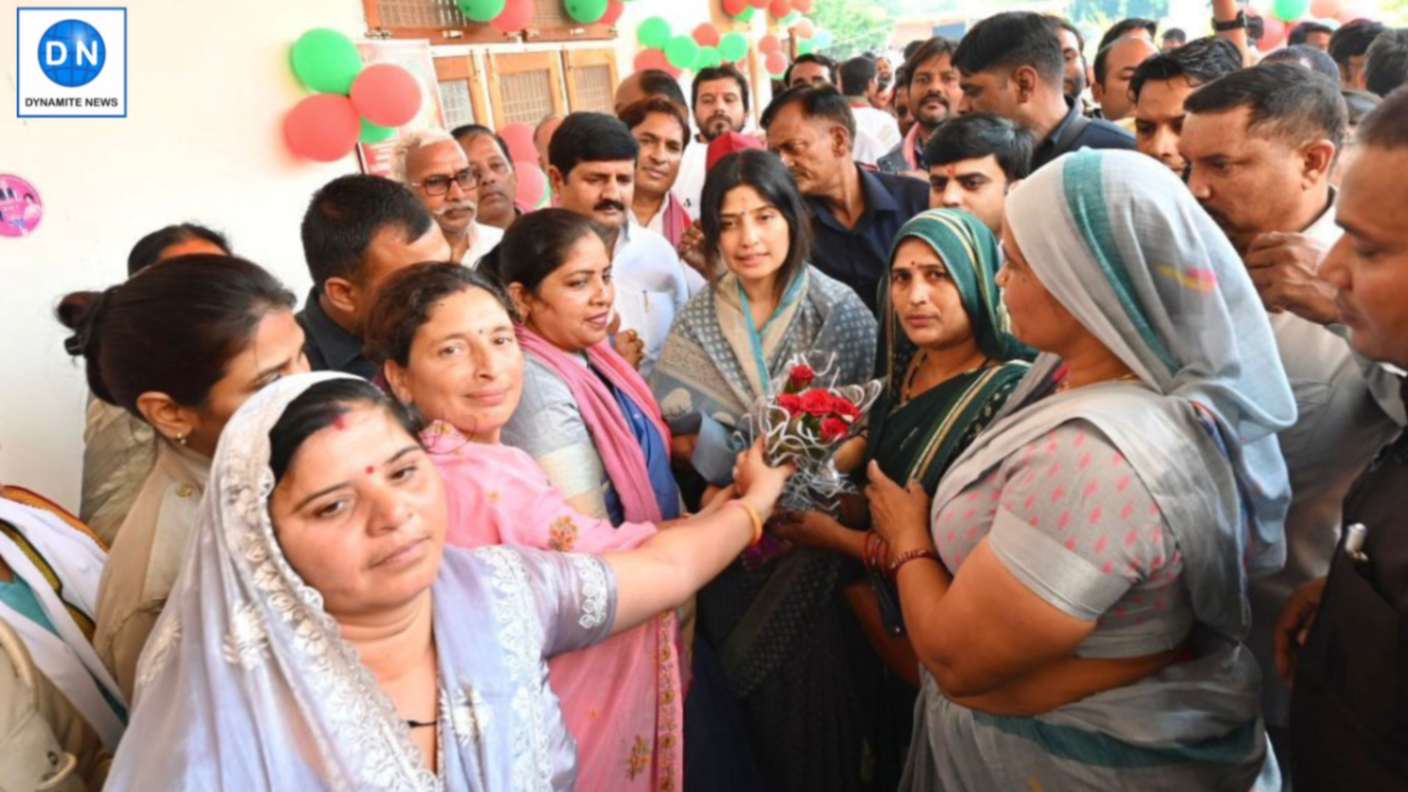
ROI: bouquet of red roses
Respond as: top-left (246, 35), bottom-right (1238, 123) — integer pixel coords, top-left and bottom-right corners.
top-left (746, 352), bottom-right (883, 513)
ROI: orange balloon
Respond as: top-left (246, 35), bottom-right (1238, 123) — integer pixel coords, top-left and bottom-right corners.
top-left (793, 19), bottom-right (815, 38)
top-left (1310, 0), bottom-right (1343, 15)
top-left (759, 34), bottom-right (781, 54)
top-left (765, 50), bottom-right (787, 75)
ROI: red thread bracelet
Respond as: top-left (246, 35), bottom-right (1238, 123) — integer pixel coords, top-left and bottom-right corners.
top-left (889, 548), bottom-right (939, 578)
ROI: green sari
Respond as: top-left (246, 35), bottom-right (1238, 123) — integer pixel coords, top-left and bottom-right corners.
top-left (867, 209), bottom-right (1031, 495)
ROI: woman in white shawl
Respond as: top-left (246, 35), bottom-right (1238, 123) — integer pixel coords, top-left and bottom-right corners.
top-left (0, 486), bottom-right (125, 789)
top-left (105, 372), bottom-right (793, 790)
top-left (866, 149), bottom-right (1295, 790)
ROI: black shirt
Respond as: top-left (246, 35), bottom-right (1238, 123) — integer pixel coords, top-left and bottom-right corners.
top-left (1292, 384), bottom-right (1408, 788)
top-left (1030, 99), bottom-right (1136, 172)
top-left (294, 288), bottom-right (379, 381)
top-left (804, 166), bottom-right (929, 314)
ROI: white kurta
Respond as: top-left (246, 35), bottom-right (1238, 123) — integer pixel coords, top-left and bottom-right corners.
top-left (610, 220), bottom-right (706, 376)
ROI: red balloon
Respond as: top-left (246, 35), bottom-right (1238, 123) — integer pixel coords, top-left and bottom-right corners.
top-left (491, 0), bottom-right (533, 32)
top-left (514, 160), bottom-right (548, 208)
top-left (792, 0), bottom-right (813, 11)
top-left (759, 34), bottom-right (781, 54)
top-left (499, 122), bottom-right (537, 163)
top-left (600, 0), bottom-right (625, 25)
top-left (634, 47), bottom-right (669, 72)
top-left (1257, 16), bottom-right (1286, 50)
top-left (349, 64), bottom-right (422, 127)
top-left (722, 0), bottom-right (748, 14)
top-left (693, 23), bottom-right (721, 47)
top-left (748, 0), bottom-right (769, 8)
top-left (284, 94), bottom-right (360, 162)
top-left (1310, 0), bottom-right (1343, 15)
top-left (792, 18), bottom-right (814, 38)
top-left (769, 0), bottom-right (791, 17)
top-left (765, 50), bottom-right (787, 75)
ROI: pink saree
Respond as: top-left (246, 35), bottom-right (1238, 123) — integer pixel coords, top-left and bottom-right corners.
top-left (425, 422), bottom-right (684, 791)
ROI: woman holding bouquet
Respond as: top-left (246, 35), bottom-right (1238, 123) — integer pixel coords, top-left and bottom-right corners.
top-left (770, 209), bottom-right (1033, 592)
top-left (769, 208), bottom-right (1033, 789)
top-left (869, 150), bottom-right (1290, 789)
top-left (649, 149), bottom-right (880, 792)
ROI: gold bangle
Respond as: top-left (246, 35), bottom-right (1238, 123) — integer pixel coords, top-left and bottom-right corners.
top-left (727, 499), bottom-right (764, 547)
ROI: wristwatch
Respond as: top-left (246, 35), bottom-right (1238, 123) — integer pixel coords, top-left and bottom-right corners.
top-left (1212, 10), bottom-right (1247, 31)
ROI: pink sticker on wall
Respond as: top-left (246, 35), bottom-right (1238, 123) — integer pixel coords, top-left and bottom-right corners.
top-left (0, 175), bottom-right (43, 237)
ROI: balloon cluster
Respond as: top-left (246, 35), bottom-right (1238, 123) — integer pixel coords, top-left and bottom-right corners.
top-left (454, 0), bottom-right (628, 34)
top-left (1251, 0), bottom-right (1380, 51)
top-left (635, 16), bottom-right (749, 75)
top-left (283, 29), bottom-right (423, 162)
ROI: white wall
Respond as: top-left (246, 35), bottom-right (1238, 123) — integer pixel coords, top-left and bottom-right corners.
top-left (0, 0), bottom-right (367, 509)
top-left (0, 0), bottom-right (765, 510)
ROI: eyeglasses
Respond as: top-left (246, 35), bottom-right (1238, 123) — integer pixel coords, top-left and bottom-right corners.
top-left (418, 168), bottom-right (477, 196)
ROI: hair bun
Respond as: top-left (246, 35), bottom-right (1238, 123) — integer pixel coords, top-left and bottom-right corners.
top-left (57, 289), bottom-right (116, 355)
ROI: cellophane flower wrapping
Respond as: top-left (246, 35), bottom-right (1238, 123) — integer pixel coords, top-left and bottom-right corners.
top-left (736, 352), bottom-right (883, 565)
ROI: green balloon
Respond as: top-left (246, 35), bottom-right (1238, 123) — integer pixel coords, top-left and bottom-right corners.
top-left (719, 31), bottom-right (748, 62)
top-left (736, 6), bottom-right (755, 22)
top-left (1272, 0), bottom-right (1310, 20)
top-left (696, 45), bottom-right (721, 69)
top-left (797, 39), bottom-right (815, 55)
top-left (289, 28), bottom-right (363, 95)
top-left (637, 16), bottom-right (672, 49)
top-left (665, 35), bottom-right (701, 70)
top-left (358, 118), bottom-right (397, 144)
top-left (456, 0), bottom-right (506, 22)
top-left (781, 11), bottom-right (800, 25)
top-left (564, 0), bottom-right (608, 23)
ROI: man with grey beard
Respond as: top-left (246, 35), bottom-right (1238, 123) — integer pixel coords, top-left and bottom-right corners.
top-left (391, 129), bottom-right (503, 268)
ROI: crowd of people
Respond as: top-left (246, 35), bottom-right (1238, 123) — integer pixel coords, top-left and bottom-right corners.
top-left (4, 5), bottom-right (1408, 791)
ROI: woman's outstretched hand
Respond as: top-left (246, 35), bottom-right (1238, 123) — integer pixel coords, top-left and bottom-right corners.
top-left (865, 460), bottom-right (932, 553)
top-left (732, 441), bottom-right (794, 518)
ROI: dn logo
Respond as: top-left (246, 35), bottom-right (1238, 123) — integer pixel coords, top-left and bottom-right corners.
top-left (38, 19), bottom-right (106, 88)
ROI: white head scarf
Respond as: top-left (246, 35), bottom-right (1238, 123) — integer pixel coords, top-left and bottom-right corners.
top-left (104, 372), bottom-right (445, 791)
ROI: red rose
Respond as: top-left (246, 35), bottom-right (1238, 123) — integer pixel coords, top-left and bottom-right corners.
top-left (820, 416), bottom-right (849, 442)
top-left (776, 393), bottom-right (803, 416)
top-left (798, 389), bottom-right (834, 416)
top-left (786, 364), bottom-right (816, 392)
top-left (830, 395), bottom-right (861, 420)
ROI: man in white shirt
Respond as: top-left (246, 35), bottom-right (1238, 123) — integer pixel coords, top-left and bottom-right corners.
top-left (840, 56), bottom-right (902, 158)
top-left (548, 112), bottom-right (704, 374)
top-left (1180, 62), bottom-right (1405, 754)
top-left (674, 65), bottom-right (752, 219)
top-left (390, 129), bottom-right (502, 267)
